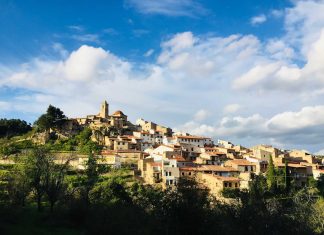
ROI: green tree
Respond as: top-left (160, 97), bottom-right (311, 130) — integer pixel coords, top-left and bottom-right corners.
top-left (25, 147), bottom-right (52, 211)
top-left (284, 160), bottom-right (291, 192)
top-left (0, 118), bottom-right (32, 138)
top-left (310, 198), bottom-right (324, 234)
top-left (83, 153), bottom-right (100, 205)
top-left (7, 164), bottom-right (31, 206)
top-left (34, 105), bottom-right (66, 131)
top-left (317, 175), bottom-right (324, 197)
top-left (44, 157), bottom-right (71, 212)
top-left (266, 155), bottom-right (276, 191)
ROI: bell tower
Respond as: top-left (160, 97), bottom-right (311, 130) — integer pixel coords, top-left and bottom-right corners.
top-left (99, 100), bottom-right (109, 118)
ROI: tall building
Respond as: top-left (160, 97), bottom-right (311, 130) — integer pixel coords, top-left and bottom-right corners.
top-left (99, 100), bottom-right (109, 118)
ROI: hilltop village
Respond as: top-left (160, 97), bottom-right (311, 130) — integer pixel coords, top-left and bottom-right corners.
top-left (47, 100), bottom-right (324, 197)
top-left (1, 100), bottom-right (324, 234)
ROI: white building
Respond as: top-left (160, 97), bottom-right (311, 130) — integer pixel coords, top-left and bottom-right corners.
top-left (165, 135), bottom-right (213, 147)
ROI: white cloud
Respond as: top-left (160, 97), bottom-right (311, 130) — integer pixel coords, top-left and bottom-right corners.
top-left (3, 1), bottom-right (324, 152)
top-left (64, 45), bottom-right (110, 81)
top-left (265, 39), bottom-right (295, 61)
top-left (250, 14), bottom-right (267, 26)
top-left (232, 28), bottom-right (324, 93)
top-left (178, 105), bottom-right (324, 151)
top-left (71, 34), bottom-right (100, 43)
top-left (68, 25), bottom-right (84, 32)
top-left (232, 63), bottom-right (280, 90)
top-left (125, 0), bottom-right (208, 17)
top-left (223, 104), bottom-right (241, 114)
top-left (284, 0), bottom-right (324, 56)
top-left (193, 109), bottom-right (209, 121)
top-left (270, 9), bottom-right (284, 18)
top-left (267, 105), bottom-right (324, 132)
top-left (144, 49), bottom-right (154, 57)
top-left (52, 43), bottom-right (68, 58)
top-left (158, 32), bottom-right (261, 80)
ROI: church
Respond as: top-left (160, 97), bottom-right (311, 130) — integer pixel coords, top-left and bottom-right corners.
top-left (73, 100), bottom-right (129, 129)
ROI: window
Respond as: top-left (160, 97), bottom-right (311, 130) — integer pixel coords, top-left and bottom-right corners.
top-left (229, 183), bottom-right (232, 187)
top-left (235, 183), bottom-right (238, 188)
top-left (245, 166), bottom-right (248, 171)
top-left (224, 182), bottom-right (228, 187)
top-left (170, 180), bottom-right (173, 185)
top-left (189, 172), bottom-right (191, 176)
top-left (169, 172), bottom-right (172, 176)
top-left (182, 172), bottom-right (185, 176)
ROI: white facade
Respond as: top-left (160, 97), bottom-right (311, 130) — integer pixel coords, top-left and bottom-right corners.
top-left (217, 139), bottom-right (234, 148)
top-left (165, 135), bottom-right (213, 147)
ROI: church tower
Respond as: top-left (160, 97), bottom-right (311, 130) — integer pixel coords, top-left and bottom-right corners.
top-left (99, 100), bottom-right (109, 118)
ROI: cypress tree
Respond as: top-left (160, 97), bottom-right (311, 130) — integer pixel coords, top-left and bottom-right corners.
top-left (266, 155), bottom-right (276, 191)
top-left (284, 160), bottom-right (291, 192)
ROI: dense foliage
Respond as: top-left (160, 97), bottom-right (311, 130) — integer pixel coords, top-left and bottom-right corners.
top-left (45, 127), bottom-right (102, 153)
top-left (0, 147), bottom-right (323, 234)
top-left (34, 105), bottom-right (66, 131)
top-left (0, 119), bottom-right (32, 138)
top-left (0, 139), bottom-right (34, 156)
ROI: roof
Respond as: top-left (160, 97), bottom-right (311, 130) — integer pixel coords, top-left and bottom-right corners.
top-left (200, 165), bottom-right (238, 172)
top-left (167, 155), bottom-right (187, 162)
top-left (277, 163), bottom-right (307, 168)
top-left (227, 159), bottom-right (256, 166)
top-left (112, 110), bottom-right (126, 116)
top-left (214, 176), bottom-right (241, 182)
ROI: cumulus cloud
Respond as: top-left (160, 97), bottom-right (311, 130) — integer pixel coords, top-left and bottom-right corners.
top-left (158, 32), bottom-right (261, 80)
top-left (267, 106), bottom-right (324, 132)
top-left (232, 29), bottom-right (324, 93)
top-left (178, 105), bottom-right (324, 151)
top-left (250, 14), bottom-right (267, 26)
top-left (2, 0), bottom-right (324, 152)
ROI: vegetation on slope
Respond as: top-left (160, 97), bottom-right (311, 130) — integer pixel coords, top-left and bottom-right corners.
top-left (0, 119), bottom-right (32, 138)
top-left (0, 147), bottom-right (323, 234)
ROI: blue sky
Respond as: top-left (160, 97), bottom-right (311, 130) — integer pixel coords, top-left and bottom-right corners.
top-left (2, 0), bottom-right (324, 153)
